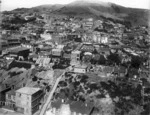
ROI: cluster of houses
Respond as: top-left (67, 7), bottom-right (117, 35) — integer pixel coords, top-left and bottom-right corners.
top-left (0, 12), bottom-right (150, 115)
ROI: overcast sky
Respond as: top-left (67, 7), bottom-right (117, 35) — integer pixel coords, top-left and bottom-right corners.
top-left (1, 0), bottom-right (150, 11)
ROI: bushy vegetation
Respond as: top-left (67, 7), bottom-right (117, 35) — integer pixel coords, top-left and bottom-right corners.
top-left (54, 72), bottom-right (145, 115)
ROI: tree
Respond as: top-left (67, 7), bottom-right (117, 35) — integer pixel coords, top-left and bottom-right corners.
top-left (126, 105), bottom-right (144, 115)
top-left (131, 56), bottom-right (142, 69)
top-left (107, 53), bottom-right (121, 65)
top-left (93, 95), bottom-right (115, 115)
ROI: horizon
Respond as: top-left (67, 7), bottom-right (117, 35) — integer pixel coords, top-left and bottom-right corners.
top-left (1, 0), bottom-right (150, 11)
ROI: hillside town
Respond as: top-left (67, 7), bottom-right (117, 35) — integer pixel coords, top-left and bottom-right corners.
top-left (0, 6), bottom-right (150, 115)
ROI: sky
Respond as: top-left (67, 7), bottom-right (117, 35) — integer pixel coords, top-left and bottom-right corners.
top-left (1, 0), bottom-right (150, 11)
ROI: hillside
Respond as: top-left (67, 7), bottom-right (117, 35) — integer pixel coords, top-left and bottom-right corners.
top-left (51, 0), bottom-right (149, 26)
top-left (4, 0), bottom-right (149, 26)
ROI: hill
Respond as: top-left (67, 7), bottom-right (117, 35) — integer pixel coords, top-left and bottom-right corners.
top-left (51, 0), bottom-right (149, 26)
top-left (4, 0), bottom-right (149, 26)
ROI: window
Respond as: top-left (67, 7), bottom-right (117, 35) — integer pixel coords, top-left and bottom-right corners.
top-left (12, 96), bottom-right (15, 101)
top-left (7, 94), bottom-right (11, 100)
top-left (18, 93), bottom-right (21, 97)
top-left (23, 83), bottom-right (25, 87)
top-left (26, 102), bottom-right (29, 105)
top-left (27, 96), bottom-right (30, 100)
top-left (26, 109), bottom-right (29, 113)
top-left (77, 54), bottom-right (80, 57)
top-left (12, 85), bottom-right (14, 89)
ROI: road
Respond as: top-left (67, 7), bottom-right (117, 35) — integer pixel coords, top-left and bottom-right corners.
top-left (39, 70), bottom-right (66, 115)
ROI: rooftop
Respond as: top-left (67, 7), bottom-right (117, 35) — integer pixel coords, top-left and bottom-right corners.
top-left (6, 89), bottom-right (16, 96)
top-left (52, 48), bottom-right (62, 52)
top-left (74, 64), bottom-right (87, 69)
top-left (16, 87), bottom-right (41, 95)
top-left (72, 50), bottom-right (81, 54)
top-left (9, 47), bottom-right (29, 53)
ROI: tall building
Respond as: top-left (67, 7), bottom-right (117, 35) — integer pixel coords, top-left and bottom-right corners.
top-left (15, 87), bottom-right (44, 115)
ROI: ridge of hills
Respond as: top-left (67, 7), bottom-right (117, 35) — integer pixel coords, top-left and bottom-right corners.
top-left (3, 0), bottom-right (150, 26)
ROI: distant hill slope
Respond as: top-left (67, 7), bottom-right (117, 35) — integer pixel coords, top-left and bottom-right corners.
top-left (52, 0), bottom-right (149, 26)
top-left (4, 0), bottom-right (149, 26)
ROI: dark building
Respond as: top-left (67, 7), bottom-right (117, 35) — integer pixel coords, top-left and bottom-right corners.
top-left (9, 47), bottom-right (30, 60)
top-left (8, 60), bottom-right (32, 70)
top-left (7, 39), bottom-right (20, 47)
top-left (67, 34), bottom-right (82, 42)
top-left (0, 84), bottom-right (11, 103)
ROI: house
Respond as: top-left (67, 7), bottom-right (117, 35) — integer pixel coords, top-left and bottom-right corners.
top-left (0, 40), bottom-right (8, 51)
top-left (52, 49), bottom-right (62, 57)
top-left (40, 33), bottom-right (52, 41)
top-left (15, 87), bottom-right (44, 115)
top-left (9, 47), bottom-right (30, 60)
top-left (80, 44), bottom-right (95, 53)
top-left (71, 50), bottom-right (81, 66)
top-left (0, 86), bottom-right (15, 110)
top-left (93, 32), bottom-right (109, 44)
top-left (6, 90), bottom-right (16, 103)
top-left (83, 18), bottom-right (94, 29)
top-left (7, 38), bottom-right (21, 48)
top-left (98, 47), bottom-right (110, 56)
top-left (38, 51), bottom-right (51, 58)
top-left (21, 43), bottom-right (33, 51)
top-left (8, 60), bottom-right (32, 70)
top-left (73, 65), bottom-right (88, 74)
top-left (82, 32), bottom-right (93, 43)
top-left (56, 45), bottom-right (65, 50)
top-left (0, 84), bottom-right (11, 102)
top-left (36, 57), bottom-right (51, 67)
top-left (63, 53), bottom-right (71, 60)
top-left (113, 66), bottom-right (127, 77)
top-left (28, 54), bottom-right (39, 62)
